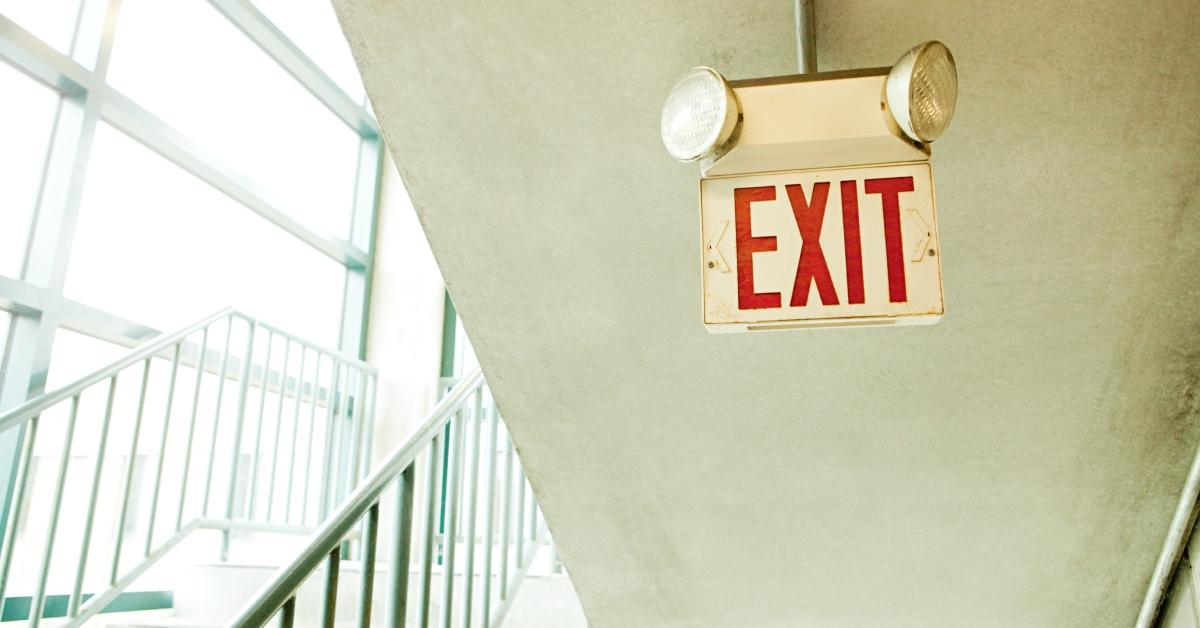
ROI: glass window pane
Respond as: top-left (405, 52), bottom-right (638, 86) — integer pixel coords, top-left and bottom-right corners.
top-left (0, 0), bottom-right (81, 53)
top-left (0, 61), bottom-right (60, 279)
top-left (45, 327), bottom-right (126, 387)
top-left (250, 0), bottom-right (366, 103)
top-left (64, 123), bottom-right (347, 348)
top-left (107, 0), bottom-right (361, 240)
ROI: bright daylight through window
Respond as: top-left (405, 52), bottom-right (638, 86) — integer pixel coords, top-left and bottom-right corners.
top-left (0, 0), bottom-right (382, 615)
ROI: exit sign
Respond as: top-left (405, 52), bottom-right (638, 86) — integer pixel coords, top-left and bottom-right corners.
top-left (700, 163), bottom-right (944, 331)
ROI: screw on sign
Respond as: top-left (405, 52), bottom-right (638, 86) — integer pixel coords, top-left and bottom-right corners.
top-left (700, 163), bottom-right (943, 332)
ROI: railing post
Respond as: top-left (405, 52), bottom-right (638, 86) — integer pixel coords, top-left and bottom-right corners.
top-left (478, 405), bottom-right (501, 622)
top-left (284, 346), bottom-right (308, 524)
top-left (459, 389), bottom-right (484, 627)
top-left (339, 368), bottom-right (362, 514)
top-left (417, 435), bottom-right (444, 628)
top-left (144, 344), bottom-right (182, 557)
top-left (348, 368), bottom-right (366, 492)
top-left (362, 372), bottom-right (377, 480)
top-left (389, 465), bottom-right (416, 628)
top-left (302, 353), bottom-right (325, 525)
top-left (247, 330), bottom-right (275, 520)
top-left (497, 437), bottom-right (514, 601)
top-left (358, 502), bottom-right (380, 628)
top-left (29, 395), bottom-right (78, 628)
top-left (0, 414), bottom-right (37, 614)
top-left (438, 410), bottom-right (466, 628)
top-left (267, 338), bottom-right (293, 522)
top-left (319, 362), bottom-right (343, 521)
top-left (280, 595), bottom-right (296, 628)
top-left (514, 467), bottom-right (526, 568)
top-left (111, 359), bottom-right (153, 584)
top-left (176, 325), bottom-right (211, 531)
top-left (69, 375), bottom-right (119, 617)
top-left (202, 316), bottom-right (235, 515)
top-left (222, 319), bottom-right (257, 561)
top-left (322, 547), bottom-right (340, 628)
top-left (528, 482), bottom-right (538, 542)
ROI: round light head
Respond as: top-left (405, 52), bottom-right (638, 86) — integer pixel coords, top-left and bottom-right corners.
top-left (660, 67), bottom-right (739, 162)
top-left (886, 41), bottom-right (958, 143)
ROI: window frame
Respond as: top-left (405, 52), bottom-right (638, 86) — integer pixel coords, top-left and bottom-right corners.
top-left (0, 0), bottom-right (380, 553)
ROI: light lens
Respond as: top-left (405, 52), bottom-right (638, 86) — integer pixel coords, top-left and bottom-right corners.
top-left (886, 41), bottom-right (958, 143)
top-left (660, 67), bottom-right (738, 162)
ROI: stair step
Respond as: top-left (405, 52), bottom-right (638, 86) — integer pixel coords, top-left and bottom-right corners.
top-left (105, 617), bottom-right (222, 628)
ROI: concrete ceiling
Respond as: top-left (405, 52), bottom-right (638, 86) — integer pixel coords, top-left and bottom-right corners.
top-left (335, 1), bottom-right (1200, 626)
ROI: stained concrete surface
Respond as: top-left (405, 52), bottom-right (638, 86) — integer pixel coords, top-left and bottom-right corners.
top-left (335, 1), bottom-right (1200, 626)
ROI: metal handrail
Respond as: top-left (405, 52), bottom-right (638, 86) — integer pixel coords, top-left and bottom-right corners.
top-left (229, 369), bottom-right (484, 625)
top-left (227, 368), bottom-right (551, 628)
top-left (0, 308), bottom-right (233, 433)
top-left (0, 308), bottom-right (377, 627)
top-left (0, 309), bottom-right (374, 435)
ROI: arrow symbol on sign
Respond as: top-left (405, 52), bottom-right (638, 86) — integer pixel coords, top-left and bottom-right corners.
top-left (705, 221), bottom-right (731, 273)
top-left (906, 208), bottom-right (933, 262)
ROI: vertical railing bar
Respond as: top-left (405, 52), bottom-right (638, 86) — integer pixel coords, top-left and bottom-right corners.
top-left (416, 435), bottom-right (444, 628)
top-left (202, 316), bottom-right (235, 515)
top-left (0, 414), bottom-right (38, 611)
top-left (459, 389), bottom-right (484, 628)
top-left (496, 436), bottom-right (514, 601)
top-left (143, 343), bottom-right (182, 557)
top-left (336, 367), bottom-right (358, 510)
top-left (177, 325), bottom-right (210, 531)
top-left (358, 502), bottom-right (380, 628)
top-left (514, 467), bottom-right (526, 568)
top-left (110, 358), bottom-right (153, 584)
top-left (302, 353), bottom-right (324, 526)
top-left (347, 368), bottom-right (368, 501)
top-left (266, 338), bottom-right (292, 522)
top-left (528, 482), bottom-right (537, 542)
top-left (348, 367), bottom-right (366, 560)
top-left (350, 369), bottom-right (370, 560)
top-left (478, 404), bottom-right (501, 622)
top-left (69, 375), bottom-right (119, 617)
top-left (362, 372), bottom-right (377, 481)
top-left (280, 595), bottom-right (296, 628)
top-left (326, 361), bottom-right (344, 518)
top-left (284, 346), bottom-right (307, 524)
top-left (319, 361), bottom-right (342, 521)
top-left (438, 410), bottom-right (466, 628)
top-left (336, 371), bottom-right (354, 563)
top-left (340, 365), bottom-right (356, 509)
top-left (321, 546), bottom-right (340, 628)
top-left (28, 395), bottom-right (79, 628)
top-left (336, 368), bottom-right (358, 529)
top-left (389, 465), bottom-right (415, 628)
top-left (247, 331), bottom-right (275, 521)
top-left (221, 320), bottom-right (257, 561)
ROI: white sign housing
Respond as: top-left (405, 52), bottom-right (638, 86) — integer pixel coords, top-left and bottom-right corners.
top-left (700, 163), bottom-right (944, 331)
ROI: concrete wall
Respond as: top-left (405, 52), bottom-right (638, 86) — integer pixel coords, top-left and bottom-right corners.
top-left (336, 2), bottom-right (1200, 626)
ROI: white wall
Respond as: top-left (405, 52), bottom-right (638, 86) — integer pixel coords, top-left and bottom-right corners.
top-left (363, 148), bottom-right (447, 462)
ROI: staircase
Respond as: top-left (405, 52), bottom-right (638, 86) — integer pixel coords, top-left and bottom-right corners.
top-left (0, 310), bottom-right (554, 627)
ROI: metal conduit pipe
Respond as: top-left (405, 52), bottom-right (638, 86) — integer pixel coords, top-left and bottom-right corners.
top-left (794, 0), bottom-right (817, 74)
top-left (1136, 441), bottom-right (1200, 627)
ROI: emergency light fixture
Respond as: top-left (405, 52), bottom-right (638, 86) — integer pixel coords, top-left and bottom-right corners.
top-left (659, 41), bottom-right (958, 172)
top-left (677, 37), bottom-right (958, 333)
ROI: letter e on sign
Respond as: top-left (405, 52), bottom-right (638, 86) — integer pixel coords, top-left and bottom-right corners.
top-left (700, 163), bottom-right (943, 332)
